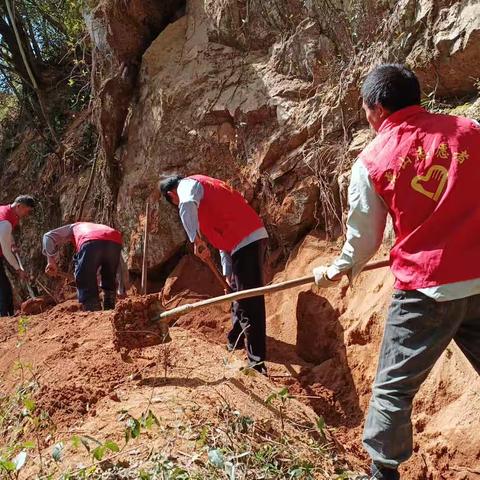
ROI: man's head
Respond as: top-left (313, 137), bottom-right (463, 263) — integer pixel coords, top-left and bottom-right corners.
top-left (158, 175), bottom-right (185, 206)
top-left (12, 195), bottom-right (36, 218)
top-left (361, 64), bottom-right (421, 131)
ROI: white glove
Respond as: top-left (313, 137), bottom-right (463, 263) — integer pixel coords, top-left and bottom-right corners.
top-left (312, 265), bottom-right (339, 288)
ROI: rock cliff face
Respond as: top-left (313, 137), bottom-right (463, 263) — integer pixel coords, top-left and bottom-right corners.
top-left (3, 1), bottom-right (479, 276)
top-left (102, 0), bottom-right (480, 273)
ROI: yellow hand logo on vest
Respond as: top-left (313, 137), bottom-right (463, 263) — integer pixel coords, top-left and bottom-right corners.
top-left (411, 164), bottom-right (448, 202)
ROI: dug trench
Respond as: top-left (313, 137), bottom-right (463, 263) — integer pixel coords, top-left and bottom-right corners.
top-left (1, 236), bottom-right (479, 478)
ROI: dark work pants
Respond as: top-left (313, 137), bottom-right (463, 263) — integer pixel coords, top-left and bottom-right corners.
top-left (0, 258), bottom-right (14, 316)
top-left (363, 290), bottom-right (480, 468)
top-left (74, 240), bottom-right (121, 311)
top-left (227, 240), bottom-right (266, 369)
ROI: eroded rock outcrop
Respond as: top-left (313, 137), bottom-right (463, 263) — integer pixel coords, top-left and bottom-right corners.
top-left (115, 0), bottom-right (480, 274)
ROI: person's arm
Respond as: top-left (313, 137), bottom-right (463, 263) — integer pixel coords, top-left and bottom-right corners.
top-left (177, 178), bottom-right (212, 261)
top-left (42, 224), bottom-right (74, 275)
top-left (178, 201), bottom-right (211, 261)
top-left (177, 178), bottom-right (204, 243)
top-left (0, 221), bottom-right (20, 270)
top-left (314, 160), bottom-right (388, 285)
top-left (178, 201), bottom-right (199, 243)
top-left (42, 224), bottom-right (74, 260)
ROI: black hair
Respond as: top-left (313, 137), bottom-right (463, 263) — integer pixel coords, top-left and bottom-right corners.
top-left (361, 64), bottom-right (421, 112)
top-left (158, 175), bottom-right (185, 204)
top-left (13, 195), bottom-right (36, 209)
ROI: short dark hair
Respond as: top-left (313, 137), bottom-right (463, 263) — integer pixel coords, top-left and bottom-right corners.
top-left (158, 175), bottom-right (184, 204)
top-left (361, 64), bottom-right (421, 112)
top-left (13, 195), bottom-right (36, 209)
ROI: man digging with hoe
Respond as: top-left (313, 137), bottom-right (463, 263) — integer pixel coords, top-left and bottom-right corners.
top-left (42, 222), bottom-right (124, 311)
top-left (0, 195), bottom-right (36, 316)
top-left (159, 174), bottom-right (269, 375)
top-left (313, 64), bottom-right (480, 479)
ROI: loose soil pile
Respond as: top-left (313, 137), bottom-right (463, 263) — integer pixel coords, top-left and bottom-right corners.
top-left (20, 295), bottom-right (55, 315)
top-left (0, 293), bottom-right (346, 478)
top-left (111, 294), bottom-right (171, 351)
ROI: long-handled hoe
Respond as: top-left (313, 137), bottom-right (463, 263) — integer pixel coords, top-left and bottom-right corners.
top-left (148, 259), bottom-right (390, 343)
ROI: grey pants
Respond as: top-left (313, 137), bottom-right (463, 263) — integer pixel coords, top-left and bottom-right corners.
top-left (363, 290), bottom-right (480, 468)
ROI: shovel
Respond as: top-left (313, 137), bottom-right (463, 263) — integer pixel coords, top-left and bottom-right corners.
top-left (150, 259), bottom-right (390, 340)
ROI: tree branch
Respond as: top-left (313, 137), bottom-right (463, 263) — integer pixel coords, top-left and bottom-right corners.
top-left (5, 0), bottom-right (60, 145)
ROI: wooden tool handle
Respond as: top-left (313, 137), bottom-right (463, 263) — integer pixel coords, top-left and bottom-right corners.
top-left (204, 257), bottom-right (232, 293)
top-left (141, 201), bottom-right (149, 295)
top-left (158, 259), bottom-right (389, 321)
top-left (15, 253), bottom-right (36, 299)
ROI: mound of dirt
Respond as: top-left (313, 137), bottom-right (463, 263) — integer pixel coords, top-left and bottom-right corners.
top-left (265, 234), bottom-right (480, 479)
top-left (20, 296), bottom-right (56, 315)
top-left (111, 294), bottom-right (171, 351)
top-left (2, 235), bottom-right (479, 478)
top-left (0, 301), bottom-right (144, 426)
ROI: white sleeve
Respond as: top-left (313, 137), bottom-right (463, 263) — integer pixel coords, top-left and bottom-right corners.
top-left (42, 224), bottom-right (74, 259)
top-left (177, 179), bottom-right (204, 242)
top-left (0, 221), bottom-right (20, 270)
top-left (177, 178), bottom-right (204, 205)
top-left (178, 201), bottom-right (199, 243)
top-left (327, 160), bottom-right (388, 279)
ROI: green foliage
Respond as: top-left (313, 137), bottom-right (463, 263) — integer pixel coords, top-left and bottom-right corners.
top-left (315, 415), bottom-right (326, 437)
top-left (0, 0), bottom-right (90, 142)
top-left (17, 316), bottom-right (30, 336)
top-left (266, 387), bottom-right (291, 431)
top-left (0, 93), bottom-right (18, 123)
top-left (266, 387), bottom-right (291, 406)
top-left (119, 409), bottom-right (160, 444)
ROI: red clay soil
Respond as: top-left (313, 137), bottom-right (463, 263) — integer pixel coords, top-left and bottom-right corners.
top-left (161, 254), bottom-right (232, 343)
top-left (20, 296), bottom-right (56, 315)
top-left (0, 255), bottom-right (231, 431)
top-left (0, 300), bottom-right (144, 426)
top-left (264, 235), bottom-right (480, 479)
top-left (153, 241), bottom-right (480, 478)
top-left (1, 245), bottom-right (479, 479)
top-left (111, 294), bottom-right (171, 350)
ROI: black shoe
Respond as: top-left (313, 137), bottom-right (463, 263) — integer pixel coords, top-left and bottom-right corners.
top-left (371, 463), bottom-right (400, 480)
top-left (82, 299), bottom-right (102, 312)
top-left (226, 341), bottom-right (245, 352)
top-left (103, 290), bottom-right (116, 310)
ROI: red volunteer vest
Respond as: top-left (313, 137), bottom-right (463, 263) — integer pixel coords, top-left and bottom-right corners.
top-left (0, 205), bottom-right (19, 258)
top-left (72, 222), bottom-right (122, 252)
top-left (361, 105), bottom-right (480, 289)
top-left (189, 175), bottom-right (264, 252)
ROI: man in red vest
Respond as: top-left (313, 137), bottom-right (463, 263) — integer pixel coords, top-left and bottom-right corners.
top-left (313, 64), bottom-right (480, 479)
top-left (43, 222), bottom-right (124, 311)
top-left (0, 195), bottom-right (36, 316)
top-left (159, 174), bottom-right (269, 374)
